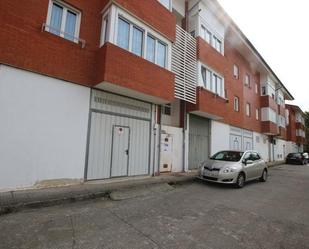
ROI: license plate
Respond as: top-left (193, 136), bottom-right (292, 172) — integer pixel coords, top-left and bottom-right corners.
top-left (204, 171), bottom-right (217, 177)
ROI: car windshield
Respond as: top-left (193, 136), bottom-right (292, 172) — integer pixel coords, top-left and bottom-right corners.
top-left (210, 151), bottom-right (243, 162)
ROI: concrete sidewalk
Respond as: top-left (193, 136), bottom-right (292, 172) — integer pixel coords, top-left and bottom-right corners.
top-left (0, 172), bottom-right (197, 216)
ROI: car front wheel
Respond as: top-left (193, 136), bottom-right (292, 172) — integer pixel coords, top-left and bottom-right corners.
top-left (236, 173), bottom-right (245, 188)
top-left (259, 169), bottom-right (268, 182)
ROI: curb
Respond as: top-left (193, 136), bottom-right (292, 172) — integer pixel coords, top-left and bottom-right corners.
top-left (0, 176), bottom-right (196, 216)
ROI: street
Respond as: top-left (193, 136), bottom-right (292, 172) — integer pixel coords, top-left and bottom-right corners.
top-left (1, 164), bottom-right (309, 249)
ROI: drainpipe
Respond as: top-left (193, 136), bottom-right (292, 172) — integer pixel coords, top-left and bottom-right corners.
top-left (157, 105), bottom-right (162, 176)
top-left (182, 101), bottom-right (186, 172)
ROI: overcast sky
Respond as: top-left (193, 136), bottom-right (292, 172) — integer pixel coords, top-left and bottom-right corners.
top-left (217, 0), bottom-right (309, 112)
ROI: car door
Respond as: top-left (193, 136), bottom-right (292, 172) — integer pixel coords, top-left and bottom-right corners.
top-left (243, 152), bottom-right (256, 180)
top-left (251, 152), bottom-right (263, 178)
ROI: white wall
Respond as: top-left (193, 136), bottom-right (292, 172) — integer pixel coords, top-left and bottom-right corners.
top-left (210, 121), bottom-right (230, 155)
top-left (0, 65), bottom-right (90, 190)
top-left (253, 132), bottom-right (269, 161)
top-left (274, 139), bottom-right (287, 161)
top-left (161, 126), bottom-right (183, 172)
top-left (199, 1), bottom-right (225, 40)
top-left (172, 0), bottom-right (185, 17)
top-left (161, 99), bottom-right (181, 127)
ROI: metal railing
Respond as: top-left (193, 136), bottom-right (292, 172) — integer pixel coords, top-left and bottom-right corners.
top-left (42, 23), bottom-right (86, 48)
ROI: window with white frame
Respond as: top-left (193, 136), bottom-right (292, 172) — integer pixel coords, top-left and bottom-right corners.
top-left (213, 74), bottom-right (223, 96)
top-left (200, 24), bottom-right (223, 55)
top-left (234, 96), bottom-right (239, 112)
top-left (201, 66), bottom-right (224, 97)
top-left (244, 74), bottom-right (250, 87)
top-left (201, 25), bottom-right (212, 44)
top-left (162, 103), bottom-right (171, 115)
top-left (255, 83), bottom-right (259, 94)
top-left (213, 36), bottom-right (222, 53)
top-left (116, 16), bottom-right (167, 68)
top-left (246, 103), bottom-right (251, 117)
top-left (46, 0), bottom-right (81, 42)
top-left (101, 13), bottom-right (109, 45)
top-left (256, 108), bottom-right (260, 120)
top-left (233, 64), bottom-right (239, 79)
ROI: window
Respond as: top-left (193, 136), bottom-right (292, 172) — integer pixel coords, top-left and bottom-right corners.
top-left (200, 25), bottom-right (223, 54)
top-left (162, 104), bottom-right (171, 115)
top-left (261, 86), bottom-right (266, 95)
top-left (117, 17), bottom-right (145, 56)
top-left (46, 1), bottom-right (80, 42)
top-left (213, 36), bottom-right (222, 53)
top-left (255, 83), bottom-right (258, 94)
top-left (146, 34), bottom-right (167, 68)
top-left (244, 74), bottom-right (250, 87)
top-left (246, 103), bottom-right (251, 117)
top-left (117, 18), bottom-right (130, 50)
top-left (234, 96), bottom-right (239, 112)
top-left (233, 64), bottom-right (239, 79)
top-left (213, 74), bottom-right (223, 96)
top-left (251, 152), bottom-right (261, 161)
top-left (132, 26), bottom-right (143, 56)
top-left (256, 108), bottom-right (260, 120)
top-left (201, 66), bottom-right (212, 90)
top-left (158, 0), bottom-right (171, 10)
top-left (116, 16), bottom-right (168, 68)
top-left (201, 26), bottom-right (212, 44)
top-left (101, 13), bottom-right (109, 45)
top-left (146, 35), bottom-right (156, 63)
top-left (201, 66), bottom-right (224, 97)
top-left (157, 41), bottom-right (167, 67)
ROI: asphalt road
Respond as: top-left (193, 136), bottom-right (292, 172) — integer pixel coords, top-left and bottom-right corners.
top-left (1, 164), bottom-right (309, 249)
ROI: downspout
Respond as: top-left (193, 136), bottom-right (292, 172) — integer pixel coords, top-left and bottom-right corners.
top-left (152, 104), bottom-right (157, 176)
top-left (157, 105), bottom-right (162, 176)
top-left (182, 101), bottom-right (187, 172)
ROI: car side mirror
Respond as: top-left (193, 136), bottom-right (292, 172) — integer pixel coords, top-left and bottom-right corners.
top-left (242, 159), bottom-right (253, 165)
top-left (246, 160), bottom-right (254, 165)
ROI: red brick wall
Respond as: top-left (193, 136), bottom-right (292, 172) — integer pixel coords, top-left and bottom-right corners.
top-left (261, 121), bottom-right (278, 135)
top-left (196, 35), bottom-right (263, 133)
top-left (286, 106), bottom-right (297, 142)
top-left (0, 0), bottom-right (105, 85)
top-left (0, 0), bottom-right (175, 87)
top-left (261, 96), bottom-right (278, 111)
top-left (96, 43), bottom-right (175, 102)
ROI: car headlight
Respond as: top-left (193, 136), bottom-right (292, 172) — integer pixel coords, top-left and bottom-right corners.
top-left (222, 167), bottom-right (237, 173)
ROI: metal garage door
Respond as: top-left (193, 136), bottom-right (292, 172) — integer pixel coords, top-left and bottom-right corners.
top-left (189, 115), bottom-right (210, 169)
top-left (86, 90), bottom-right (152, 180)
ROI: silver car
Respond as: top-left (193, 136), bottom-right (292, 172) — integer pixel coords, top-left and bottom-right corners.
top-left (197, 150), bottom-right (268, 188)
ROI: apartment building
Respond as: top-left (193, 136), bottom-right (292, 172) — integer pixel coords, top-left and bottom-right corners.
top-left (286, 105), bottom-right (307, 153)
top-left (0, 0), bottom-right (305, 190)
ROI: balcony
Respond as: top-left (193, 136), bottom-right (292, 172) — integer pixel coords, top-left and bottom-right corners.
top-left (261, 95), bottom-right (278, 110)
top-left (95, 43), bottom-right (175, 104)
top-left (196, 37), bottom-right (226, 75)
top-left (278, 127), bottom-right (287, 139)
top-left (261, 121), bottom-right (278, 135)
top-left (296, 122), bottom-right (305, 130)
top-left (187, 87), bottom-right (228, 119)
top-left (115, 0), bottom-right (176, 41)
top-left (278, 105), bottom-right (286, 116)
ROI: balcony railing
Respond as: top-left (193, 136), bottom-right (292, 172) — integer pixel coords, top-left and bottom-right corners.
top-left (42, 23), bottom-right (86, 48)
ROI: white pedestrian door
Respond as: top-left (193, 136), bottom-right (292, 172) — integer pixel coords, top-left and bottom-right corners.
top-left (111, 126), bottom-right (130, 177)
